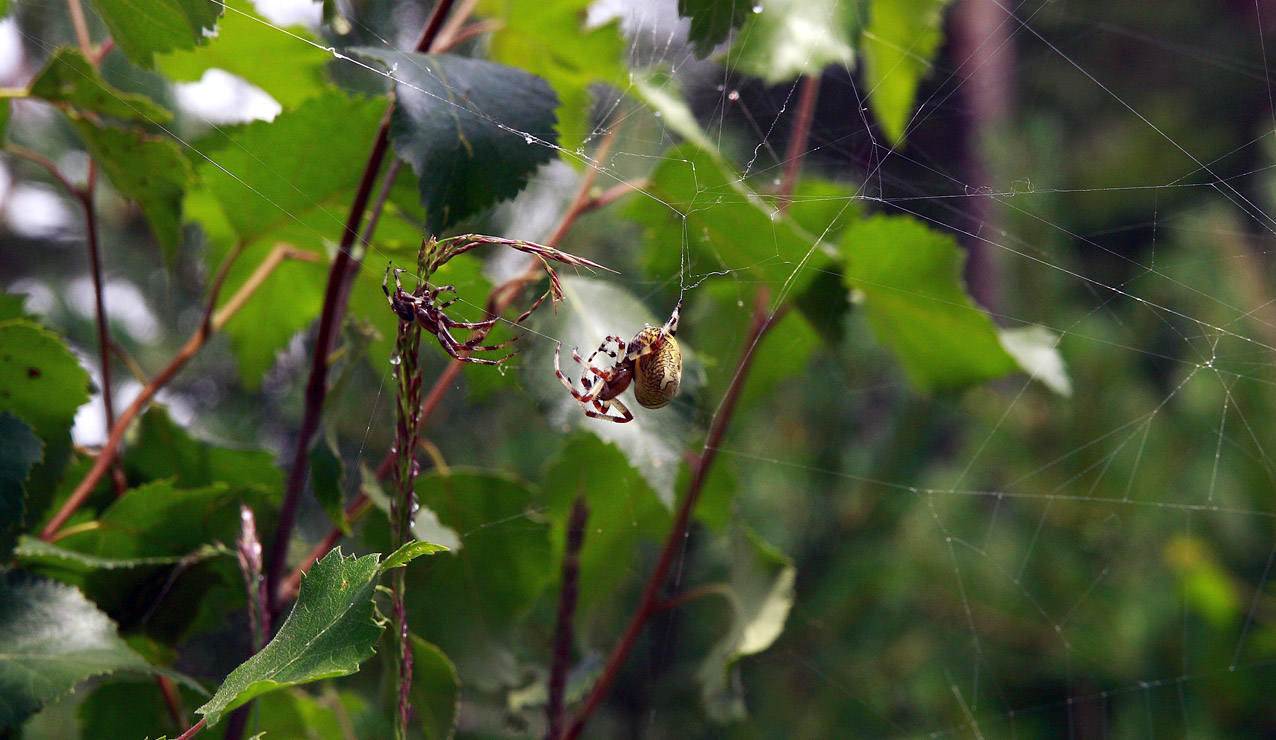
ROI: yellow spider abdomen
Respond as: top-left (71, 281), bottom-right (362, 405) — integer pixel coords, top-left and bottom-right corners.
top-left (632, 328), bottom-right (682, 409)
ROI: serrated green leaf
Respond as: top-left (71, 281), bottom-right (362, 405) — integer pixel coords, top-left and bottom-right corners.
top-left (122, 405), bottom-right (283, 491)
top-left (679, 0), bottom-right (753, 58)
top-left (196, 549), bottom-right (385, 726)
top-left (999, 325), bottom-right (1072, 396)
top-left (67, 116), bottom-right (192, 257)
top-left (410, 636), bottom-right (459, 740)
top-left (726, 0), bottom-right (860, 83)
top-left (15, 536), bottom-right (225, 573)
top-left (381, 539), bottom-right (448, 571)
top-left (0, 569), bottom-right (151, 729)
top-left (86, 0), bottom-right (221, 69)
top-left (28, 47), bottom-right (171, 124)
top-left (310, 435), bottom-right (350, 536)
top-left (158, 0), bottom-right (330, 108)
top-left (403, 471), bottom-right (551, 689)
top-left (842, 215), bottom-right (1018, 392)
top-left (543, 435), bottom-right (669, 606)
top-left (197, 90), bottom-right (388, 241)
top-left (627, 143), bottom-right (836, 299)
top-left (0, 413), bottom-right (41, 560)
top-left (485, 0), bottom-right (625, 155)
top-left (696, 526), bottom-right (795, 723)
top-left (523, 277), bottom-right (696, 507)
top-left (0, 319), bottom-right (90, 442)
top-left (353, 49), bottom-right (559, 232)
top-left (861, 0), bottom-right (952, 144)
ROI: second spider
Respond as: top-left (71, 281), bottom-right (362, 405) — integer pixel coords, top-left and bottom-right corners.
top-left (383, 266), bottom-right (522, 365)
top-left (555, 300), bottom-right (683, 423)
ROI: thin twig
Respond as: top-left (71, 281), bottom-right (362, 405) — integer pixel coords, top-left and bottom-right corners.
top-left (6, 144), bottom-right (81, 199)
top-left (156, 674), bottom-right (189, 734)
top-left (40, 240), bottom-right (308, 538)
top-left (778, 73), bottom-right (820, 212)
top-left (546, 495), bottom-right (588, 740)
top-left (64, 0), bottom-right (93, 59)
top-left (561, 289), bottom-right (779, 740)
top-left (173, 718), bottom-right (206, 740)
top-left (266, 0), bottom-right (463, 619)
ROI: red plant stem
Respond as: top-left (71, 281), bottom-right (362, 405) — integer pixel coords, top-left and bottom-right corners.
top-left (546, 495), bottom-right (588, 740)
top-left (779, 73), bottom-right (820, 212)
top-left (561, 289), bottom-right (778, 740)
top-left (265, 0), bottom-right (461, 619)
top-left (157, 674), bottom-right (188, 733)
top-left (174, 718), bottom-right (206, 740)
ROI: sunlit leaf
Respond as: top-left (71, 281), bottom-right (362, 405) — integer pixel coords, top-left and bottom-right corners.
top-left (0, 570), bottom-right (151, 729)
top-left (86, 0), bottom-right (221, 68)
top-left (524, 277), bottom-right (697, 506)
top-left (381, 539), bottom-right (449, 571)
top-left (123, 405), bottom-right (283, 491)
top-left (726, 0), bottom-right (861, 83)
top-left (861, 0), bottom-right (952, 144)
top-left (999, 325), bottom-right (1072, 397)
top-left (28, 47), bottom-right (171, 124)
top-left (842, 215), bottom-right (1017, 392)
top-left (353, 49), bottom-right (559, 232)
top-left (196, 549), bottom-right (385, 726)
top-left (628, 144), bottom-right (836, 299)
top-left (485, 0), bottom-right (625, 155)
top-left (196, 90), bottom-right (389, 242)
top-left (696, 526), bottom-right (795, 722)
top-left (158, 0), bottom-right (331, 108)
top-left (0, 413), bottom-right (41, 560)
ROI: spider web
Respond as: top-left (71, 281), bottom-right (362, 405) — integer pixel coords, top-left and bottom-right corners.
top-left (6, 0), bottom-right (1276, 737)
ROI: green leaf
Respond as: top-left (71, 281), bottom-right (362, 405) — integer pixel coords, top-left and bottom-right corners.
top-left (28, 47), bottom-right (172, 123)
top-left (632, 73), bottom-right (716, 154)
top-left (679, 0), bottom-right (753, 58)
top-left (0, 569), bottom-right (150, 729)
top-left (410, 636), bottom-right (460, 740)
top-left (726, 0), bottom-right (860, 84)
top-left (197, 90), bottom-right (389, 242)
top-left (381, 539), bottom-right (449, 571)
top-left (627, 144), bottom-right (836, 298)
top-left (157, 0), bottom-right (330, 108)
top-left (310, 435), bottom-right (350, 536)
top-left (86, 0), bottom-right (221, 69)
top-left (196, 549), bottom-right (385, 727)
top-left (122, 405), bottom-right (283, 491)
top-left (695, 526), bottom-right (795, 723)
top-left (67, 116), bottom-right (192, 257)
top-left (0, 413), bottom-right (41, 560)
top-left (15, 536), bottom-right (225, 573)
top-left (999, 325), bottom-right (1072, 396)
top-left (543, 435), bottom-right (670, 606)
top-left (485, 0), bottom-right (625, 155)
top-left (253, 687), bottom-right (369, 740)
top-left (218, 244), bottom-right (328, 389)
top-left (403, 471), bottom-right (551, 689)
top-left (0, 319), bottom-right (90, 443)
top-left (353, 49), bottom-right (559, 232)
top-left (861, 0), bottom-right (952, 144)
top-left (523, 277), bottom-right (696, 507)
top-left (841, 215), bottom-right (1018, 392)
top-left (79, 678), bottom-right (208, 740)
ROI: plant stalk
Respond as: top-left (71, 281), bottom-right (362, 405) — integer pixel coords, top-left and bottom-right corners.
top-left (546, 495), bottom-right (588, 740)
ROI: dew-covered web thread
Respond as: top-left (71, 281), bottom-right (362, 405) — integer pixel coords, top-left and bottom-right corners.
top-left (14, 0), bottom-right (1276, 735)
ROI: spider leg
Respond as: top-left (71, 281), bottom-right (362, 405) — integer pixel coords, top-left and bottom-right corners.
top-left (435, 330), bottom-right (516, 365)
top-left (555, 344), bottom-right (605, 403)
top-left (584, 397), bottom-right (632, 423)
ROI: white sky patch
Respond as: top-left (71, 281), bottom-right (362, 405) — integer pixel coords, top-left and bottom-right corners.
top-left (66, 276), bottom-right (162, 342)
top-left (0, 19), bottom-right (25, 86)
top-left (4, 183), bottom-right (77, 239)
top-left (253, 0), bottom-right (323, 28)
top-left (175, 68), bottom-right (282, 125)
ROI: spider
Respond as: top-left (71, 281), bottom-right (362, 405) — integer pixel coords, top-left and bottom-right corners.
top-left (555, 300), bottom-right (682, 423)
top-left (383, 266), bottom-right (522, 365)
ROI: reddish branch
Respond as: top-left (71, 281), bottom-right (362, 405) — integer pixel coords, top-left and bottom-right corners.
top-left (546, 495), bottom-right (588, 740)
top-left (265, 0), bottom-right (462, 618)
top-left (560, 290), bottom-right (779, 740)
